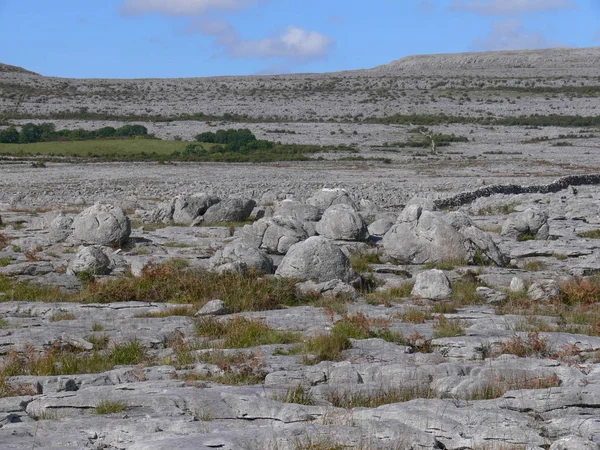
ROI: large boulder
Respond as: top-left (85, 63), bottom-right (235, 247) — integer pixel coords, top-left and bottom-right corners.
top-left (172, 194), bottom-right (220, 224)
top-left (306, 188), bottom-right (357, 211)
top-left (368, 215), bottom-right (396, 237)
top-left (411, 269), bottom-right (452, 300)
top-left (237, 216), bottom-right (315, 255)
top-left (357, 199), bottom-right (383, 223)
top-left (67, 246), bottom-right (111, 275)
top-left (274, 199), bottom-right (322, 222)
top-left (382, 205), bottom-right (508, 266)
top-left (72, 203), bottom-right (131, 247)
top-left (209, 241), bottom-right (273, 274)
top-left (501, 208), bottom-right (549, 240)
top-left (202, 198), bottom-right (256, 224)
top-left (276, 236), bottom-right (355, 282)
top-left (316, 204), bottom-right (368, 241)
top-left (145, 198), bottom-right (176, 224)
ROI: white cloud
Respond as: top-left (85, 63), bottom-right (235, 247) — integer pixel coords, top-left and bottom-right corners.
top-left (452, 0), bottom-right (575, 15)
top-left (196, 20), bottom-right (333, 59)
top-left (472, 19), bottom-right (563, 50)
top-left (121, 0), bottom-right (261, 16)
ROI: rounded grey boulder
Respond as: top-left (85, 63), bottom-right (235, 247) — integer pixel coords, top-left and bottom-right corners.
top-left (202, 198), bottom-right (256, 224)
top-left (276, 236), bottom-right (355, 282)
top-left (383, 206), bottom-right (508, 266)
top-left (274, 199), bottom-right (322, 222)
top-left (172, 194), bottom-right (220, 224)
top-left (306, 188), bottom-right (357, 211)
top-left (209, 241), bottom-right (274, 274)
top-left (72, 203), bottom-right (131, 246)
top-left (67, 246), bottom-right (111, 275)
top-left (316, 204), bottom-right (368, 241)
top-left (411, 269), bottom-right (452, 300)
top-left (238, 216), bottom-right (315, 255)
top-left (501, 208), bottom-right (549, 240)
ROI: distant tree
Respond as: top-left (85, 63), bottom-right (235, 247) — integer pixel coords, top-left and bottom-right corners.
top-left (0, 127), bottom-right (19, 144)
top-left (19, 123), bottom-right (46, 143)
top-left (96, 127), bottom-right (117, 138)
top-left (195, 132), bottom-right (216, 143)
top-left (115, 124), bottom-right (148, 137)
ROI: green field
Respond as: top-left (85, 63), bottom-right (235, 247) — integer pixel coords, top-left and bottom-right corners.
top-left (0, 139), bottom-right (188, 158)
top-left (0, 139), bottom-right (365, 163)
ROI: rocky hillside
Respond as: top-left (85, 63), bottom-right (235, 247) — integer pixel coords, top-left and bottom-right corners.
top-left (1, 47), bottom-right (599, 121)
top-left (371, 46), bottom-right (600, 76)
top-left (0, 62), bottom-right (38, 75)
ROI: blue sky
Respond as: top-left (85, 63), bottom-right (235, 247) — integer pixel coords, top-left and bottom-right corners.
top-left (0, 0), bottom-right (598, 78)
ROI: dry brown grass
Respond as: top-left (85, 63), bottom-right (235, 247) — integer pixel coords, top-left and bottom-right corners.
top-left (0, 232), bottom-right (9, 249)
top-left (496, 276), bottom-right (600, 336)
top-left (498, 332), bottom-right (550, 358)
top-left (467, 374), bottom-right (560, 400)
top-left (327, 384), bottom-right (435, 409)
top-left (75, 264), bottom-right (320, 312)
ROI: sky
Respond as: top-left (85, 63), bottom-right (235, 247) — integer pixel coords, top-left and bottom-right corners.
top-left (0, 0), bottom-right (598, 78)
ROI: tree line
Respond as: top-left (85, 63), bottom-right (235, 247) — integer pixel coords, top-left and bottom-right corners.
top-left (0, 123), bottom-right (149, 144)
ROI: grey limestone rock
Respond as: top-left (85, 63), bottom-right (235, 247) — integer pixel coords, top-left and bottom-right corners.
top-left (550, 436), bottom-right (599, 450)
top-left (274, 199), bottom-right (322, 222)
top-left (306, 188), bottom-right (357, 211)
top-left (276, 236), bottom-right (355, 282)
top-left (383, 206), bottom-right (508, 266)
top-left (501, 207), bottom-right (550, 240)
top-left (202, 197), bottom-right (256, 224)
top-left (71, 203), bottom-right (131, 246)
top-left (67, 246), bottom-right (111, 275)
top-left (195, 299), bottom-right (228, 316)
top-left (316, 204), bottom-right (368, 241)
top-left (476, 286), bottom-right (508, 304)
top-left (210, 241), bottom-right (273, 274)
top-left (172, 194), bottom-right (220, 224)
top-left (367, 215), bottom-right (396, 237)
top-left (238, 216), bottom-right (315, 255)
top-left (411, 269), bottom-right (452, 300)
top-left (296, 279), bottom-right (357, 300)
top-left (510, 276), bottom-right (527, 292)
top-left (528, 279), bottom-right (560, 301)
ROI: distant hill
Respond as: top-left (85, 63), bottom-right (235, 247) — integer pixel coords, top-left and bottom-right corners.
top-left (0, 63), bottom-right (39, 75)
top-left (370, 46), bottom-right (600, 76)
top-left (1, 47), bottom-right (599, 122)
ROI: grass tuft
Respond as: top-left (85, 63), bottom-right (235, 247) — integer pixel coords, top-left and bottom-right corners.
top-left (432, 316), bottom-right (466, 338)
top-left (195, 316), bottom-right (300, 348)
top-left (349, 250), bottom-right (382, 273)
top-left (498, 332), bottom-right (549, 358)
top-left (50, 311), bottom-right (76, 322)
top-left (95, 400), bottom-right (127, 415)
top-left (578, 229), bottom-right (600, 239)
top-left (327, 385), bottom-right (434, 409)
top-left (365, 283), bottom-right (414, 305)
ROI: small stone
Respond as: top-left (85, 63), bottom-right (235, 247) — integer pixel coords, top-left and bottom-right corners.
top-left (476, 286), bottom-right (507, 305)
top-left (195, 299), bottom-right (228, 316)
top-left (510, 277), bottom-right (526, 293)
top-left (528, 279), bottom-right (560, 301)
top-left (411, 269), bottom-right (452, 300)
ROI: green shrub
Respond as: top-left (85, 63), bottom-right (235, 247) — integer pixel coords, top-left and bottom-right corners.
top-left (0, 127), bottom-right (19, 143)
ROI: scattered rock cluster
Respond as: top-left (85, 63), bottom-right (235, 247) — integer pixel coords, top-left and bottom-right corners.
top-left (1, 183), bottom-right (600, 450)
